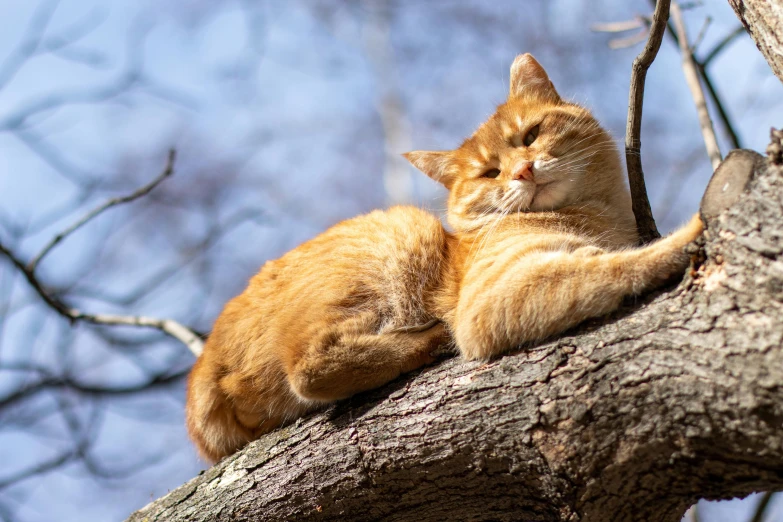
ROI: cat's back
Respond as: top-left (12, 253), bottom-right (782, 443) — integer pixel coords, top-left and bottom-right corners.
top-left (261, 205), bottom-right (446, 297)
top-left (212, 205), bottom-right (447, 366)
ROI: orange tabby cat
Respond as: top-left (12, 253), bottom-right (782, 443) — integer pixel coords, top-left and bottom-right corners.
top-left (186, 54), bottom-right (703, 462)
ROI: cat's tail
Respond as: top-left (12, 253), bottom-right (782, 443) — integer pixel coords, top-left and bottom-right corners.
top-left (185, 355), bottom-right (255, 463)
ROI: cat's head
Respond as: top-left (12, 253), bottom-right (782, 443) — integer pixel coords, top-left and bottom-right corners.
top-left (405, 54), bottom-right (629, 232)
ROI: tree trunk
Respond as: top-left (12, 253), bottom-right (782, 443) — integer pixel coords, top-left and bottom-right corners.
top-left (128, 134), bottom-right (783, 522)
top-left (728, 0), bottom-right (783, 82)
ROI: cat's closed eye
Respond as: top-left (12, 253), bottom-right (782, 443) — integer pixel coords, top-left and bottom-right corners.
top-left (523, 124), bottom-right (540, 146)
top-left (482, 168), bottom-right (501, 179)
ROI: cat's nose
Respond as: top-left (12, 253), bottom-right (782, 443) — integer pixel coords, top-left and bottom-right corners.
top-left (511, 161), bottom-right (534, 181)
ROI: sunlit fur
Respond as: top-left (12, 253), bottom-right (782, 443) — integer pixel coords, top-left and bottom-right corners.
top-left (186, 54), bottom-right (703, 463)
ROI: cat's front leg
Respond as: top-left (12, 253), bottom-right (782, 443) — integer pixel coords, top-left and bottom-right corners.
top-left (454, 214), bottom-right (703, 360)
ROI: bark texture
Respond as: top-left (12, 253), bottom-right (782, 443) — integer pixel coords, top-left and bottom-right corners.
top-left (129, 140), bottom-right (783, 522)
top-left (728, 0), bottom-right (783, 82)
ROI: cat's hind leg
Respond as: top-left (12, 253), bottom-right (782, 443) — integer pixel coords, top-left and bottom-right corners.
top-left (454, 214), bottom-right (703, 360)
top-left (287, 314), bottom-right (449, 402)
top-left (186, 354), bottom-right (262, 463)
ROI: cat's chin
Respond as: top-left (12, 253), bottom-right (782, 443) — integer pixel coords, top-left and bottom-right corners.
top-left (529, 181), bottom-right (570, 212)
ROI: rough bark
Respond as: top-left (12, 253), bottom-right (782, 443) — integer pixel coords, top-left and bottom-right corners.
top-left (128, 135), bottom-right (783, 522)
top-left (728, 0), bottom-right (783, 82)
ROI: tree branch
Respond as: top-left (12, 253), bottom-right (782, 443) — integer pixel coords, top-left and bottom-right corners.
top-left (129, 140), bottom-right (783, 522)
top-left (27, 149), bottom-right (176, 272)
top-left (749, 491), bottom-right (774, 522)
top-left (625, 0), bottom-right (669, 244)
top-left (0, 151), bottom-right (204, 356)
top-left (702, 25), bottom-right (745, 66)
top-left (640, 1), bottom-right (744, 152)
top-left (670, 1), bottom-right (723, 170)
top-left (0, 239), bottom-right (204, 355)
top-left (727, 0), bottom-right (783, 82)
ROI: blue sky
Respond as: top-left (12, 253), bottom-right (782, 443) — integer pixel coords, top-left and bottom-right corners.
top-left (0, 1), bottom-right (781, 521)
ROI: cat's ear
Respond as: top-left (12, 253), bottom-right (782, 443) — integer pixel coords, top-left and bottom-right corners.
top-left (403, 150), bottom-right (456, 189)
top-left (509, 53), bottom-right (560, 102)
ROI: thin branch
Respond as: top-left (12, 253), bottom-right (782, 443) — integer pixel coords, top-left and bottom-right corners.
top-left (749, 491), bottom-right (774, 522)
top-left (0, 365), bottom-right (189, 411)
top-left (670, 1), bottom-right (722, 170)
top-left (0, 0), bottom-right (60, 90)
top-left (0, 239), bottom-right (204, 356)
top-left (0, 152), bottom-right (204, 356)
top-left (591, 19), bottom-right (645, 33)
top-left (624, 0), bottom-right (670, 244)
top-left (27, 150), bottom-right (176, 272)
top-left (592, 16), bottom-right (651, 49)
top-left (67, 206), bottom-right (268, 307)
top-left (697, 62), bottom-right (741, 149)
top-left (609, 30), bottom-right (650, 50)
top-left (689, 16), bottom-right (711, 54)
top-left (652, 10), bottom-right (743, 150)
top-left (702, 25), bottom-right (745, 66)
top-left (0, 449), bottom-right (76, 490)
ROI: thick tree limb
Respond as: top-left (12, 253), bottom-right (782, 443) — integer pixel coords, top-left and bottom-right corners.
top-left (129, 136), bottom-right (783, 521)
top-left (625, 0), bottom-right (669, 244)
top-left (728, 0), bottom-right (783, 82)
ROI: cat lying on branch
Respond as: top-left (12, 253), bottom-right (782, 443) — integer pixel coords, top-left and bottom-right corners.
top-left (186, 54), bottom-right (703, 463)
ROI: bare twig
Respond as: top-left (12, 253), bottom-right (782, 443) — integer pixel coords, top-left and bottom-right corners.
top-left (0, 366), bottom-right (189, 411)
top-left (591, 19), bottom-right (645, 33)
top-left (27, 149), bottom-right (176, 272)
top-left (652, 11), bottom-right (743, 150)
top-left (609, 30), bottom-right (650, 50)
top-left (625, 0), bottom-right (670, 244)
top-left (698, 63), bottom-right (741, 149)
top-left (670, 1), bottom-right (722, 170)
top-left (0, 151), bottom-right (204, 356)
top-left (749, 491), bottom-right (774, 522)
top-left (362, 0), bottom-right (414, 205)
top-left (690, 16), bottom-right (711, 53)
top-left (703, 25), bottom-right (745, 66)
top-left (0, 449), bottom-right (76, 490)
top-left (0, 0), bottom-right (60, 90)
top-left (591, 17), bottom-right (651, 51)
top-left (0, 239), bottom-right (204, 356)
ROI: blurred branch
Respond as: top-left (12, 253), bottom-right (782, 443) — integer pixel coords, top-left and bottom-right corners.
top-left (0, 365), bottom-right (189, 411)
top-left (592, 19), bottom-right (645, 33)
top-left (27, 150), bottom-right (176, 272)
top-left (0, 449), bottom-right (76, 490)
top-left (645, 0), bottom-right (743, 150)
top-left (0, 0), bottom-right (60, 90)
top-left (624, 0), bottom-right (670, 244)
top-left (749, 491), bottom-right (774, 522)
top-left (0, 238), bottom-right (204, 356)
top-left (592, 17), bottom-right (650, 50)
top-left (68, 206), bottom-right (269, 307)
top-left (601, 5), bottom-right (744, 161)
top-left (703, 25), bottom-right (745, 66)
top-left (0, 152), bottom-right (205, 356)
top-left (670, 1), bottom-right (722, 170)
top-left (362, 0), bottom-right (414, 205)
top-left (689, 16), bottom-right (711, 53)
top-left (0, 393), bottom-right (102, 491)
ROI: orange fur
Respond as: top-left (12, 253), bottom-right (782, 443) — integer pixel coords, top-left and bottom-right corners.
top-left (186, 54), bottom-right (702, 463)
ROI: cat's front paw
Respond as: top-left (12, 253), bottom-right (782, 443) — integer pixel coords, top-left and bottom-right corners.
top-left (680, 213), bottom-right (704, 244)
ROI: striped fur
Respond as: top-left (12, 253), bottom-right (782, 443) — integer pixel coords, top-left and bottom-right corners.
top-left (185, 54), bottom-right (702, 462)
